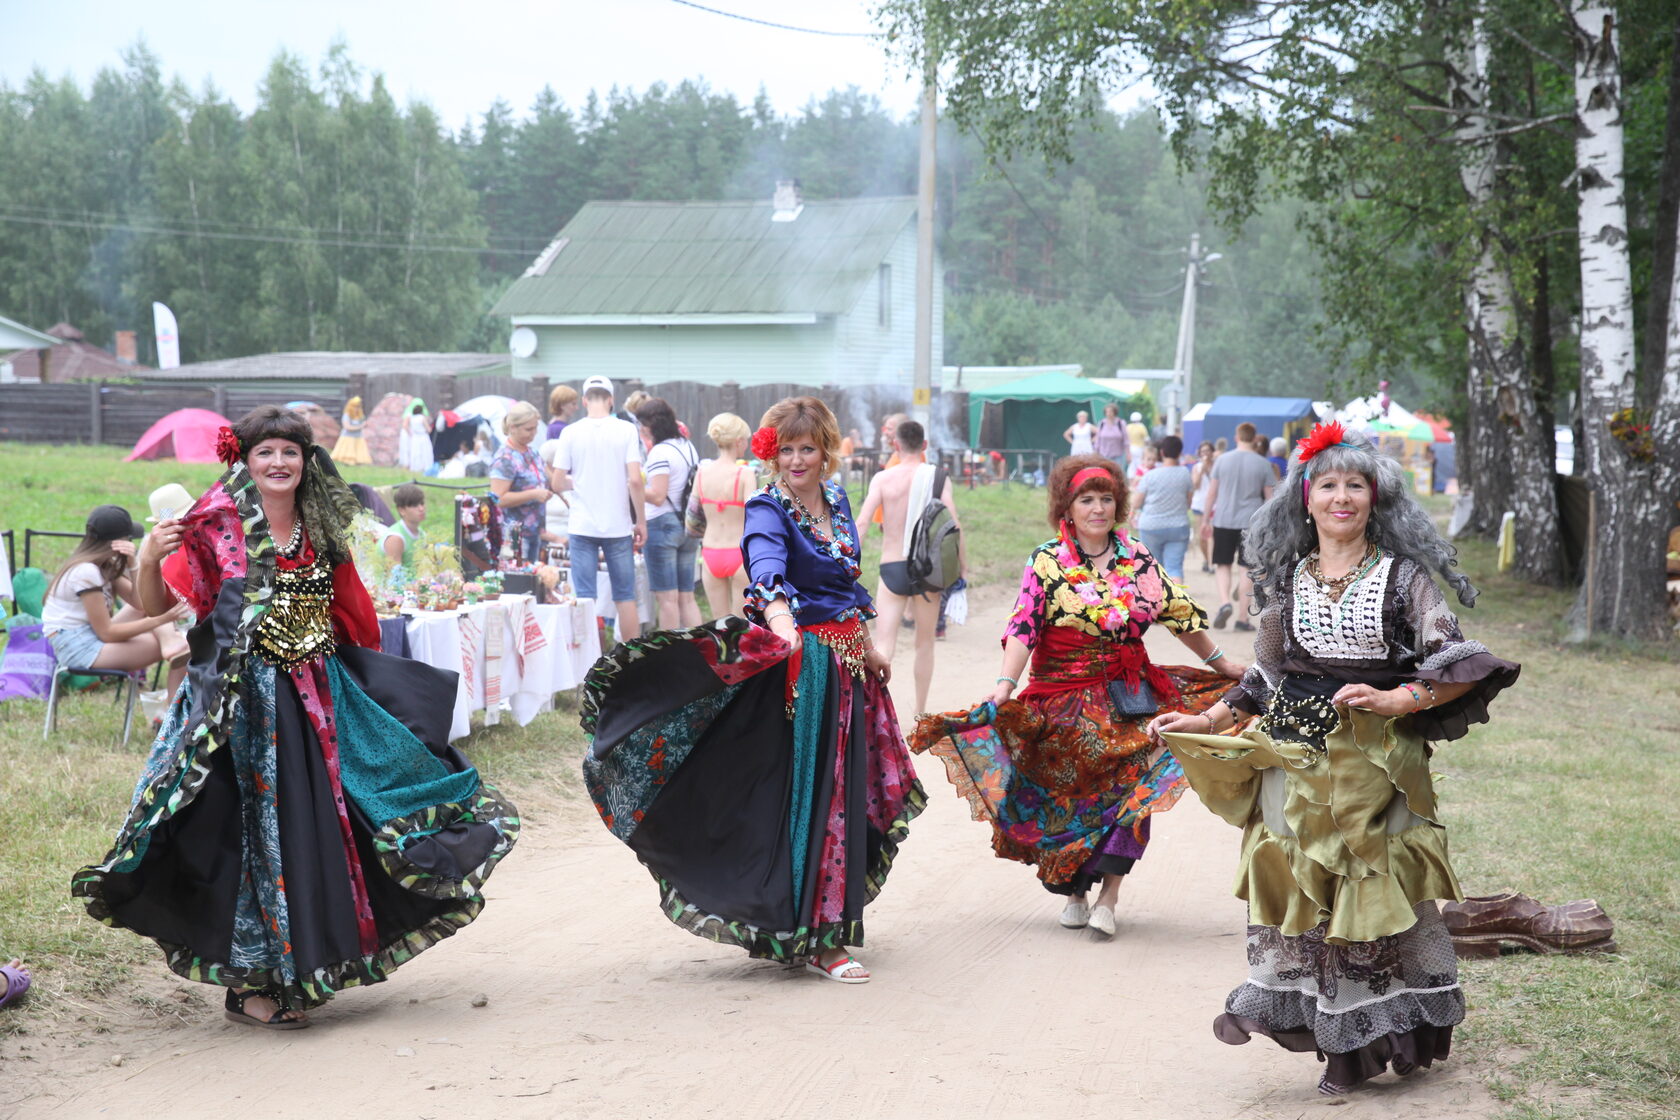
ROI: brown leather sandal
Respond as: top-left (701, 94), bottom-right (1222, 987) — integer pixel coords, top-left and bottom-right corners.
top-left (224, 988), bottom-right (308, 1030)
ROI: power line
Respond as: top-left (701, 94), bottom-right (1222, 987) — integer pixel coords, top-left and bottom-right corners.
top-left (0, 210), bottom-right (503, 255)
top-left (666, 0), bottom-right (875, 38)
top-left (0, 201), bottom-right (540, 246)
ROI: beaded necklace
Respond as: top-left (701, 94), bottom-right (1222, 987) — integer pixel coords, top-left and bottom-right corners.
top-left (766, 478), bottom-right (861, 581)
top-left (781, 480), bottom-right (830, 532)
top-left (273, 517), bottom-right (304, 558)
top-left (1304, 543), bottom-right (1380, 603)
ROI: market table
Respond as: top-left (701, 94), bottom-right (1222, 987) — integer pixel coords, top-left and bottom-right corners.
top-left (400, 594), bottom-right (600, 741)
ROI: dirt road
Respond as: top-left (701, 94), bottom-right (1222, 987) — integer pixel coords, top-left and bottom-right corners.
top-left (2, 564), bottom-right (1497, 1119)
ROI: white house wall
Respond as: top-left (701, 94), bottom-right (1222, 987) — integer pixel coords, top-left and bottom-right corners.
top-left (512, 321), bottom-right (843, 387)
top-left (507, 221), bottom-right (941, 392)
top-left (833, 224), bottom-right (941, 392)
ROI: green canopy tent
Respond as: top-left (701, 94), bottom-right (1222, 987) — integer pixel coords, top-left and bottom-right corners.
top-left (967, 372), bottom-right (1140, 459)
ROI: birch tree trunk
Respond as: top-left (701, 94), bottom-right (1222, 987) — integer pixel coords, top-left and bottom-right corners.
top-left (1656, 195), bottom-right (1680, 591)
top-left (1567, 4), bottom-right (1668, 638)
top-left (1450, 7), bottom-right (1562, 583)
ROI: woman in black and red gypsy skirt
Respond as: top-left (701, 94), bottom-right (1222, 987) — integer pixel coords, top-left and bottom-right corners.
top-left (582, 396), bottom-right (924, 984)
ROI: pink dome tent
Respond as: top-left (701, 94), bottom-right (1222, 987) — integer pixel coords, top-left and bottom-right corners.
top-left (124, 408), bottom-right (233, 463)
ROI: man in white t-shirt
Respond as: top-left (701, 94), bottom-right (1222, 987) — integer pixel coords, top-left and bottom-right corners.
top-left (550, 376), bottom-right (646, 639)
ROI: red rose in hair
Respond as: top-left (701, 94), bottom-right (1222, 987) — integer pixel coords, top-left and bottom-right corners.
top-left (1294, 420), bottom-right (1347, 467)
top-left (215, 426), bottom-right (243, 466)
top-left (750, 425), bottom-right (781, 463)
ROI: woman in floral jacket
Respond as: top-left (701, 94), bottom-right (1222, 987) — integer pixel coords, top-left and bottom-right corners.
top-left (912, 455), bottom-right (1243, 937)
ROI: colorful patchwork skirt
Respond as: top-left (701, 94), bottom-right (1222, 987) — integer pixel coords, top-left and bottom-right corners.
top-left (582, 617), bottom-right (925, 960)
top-left (73, 642), bottom-right (519, 1009)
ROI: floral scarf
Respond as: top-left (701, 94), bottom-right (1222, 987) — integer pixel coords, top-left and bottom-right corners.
top-left (760, 478), bottom-right (861, 582)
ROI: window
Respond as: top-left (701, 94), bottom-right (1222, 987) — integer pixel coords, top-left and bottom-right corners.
top-left (877, 263), bottom-right (892, 329)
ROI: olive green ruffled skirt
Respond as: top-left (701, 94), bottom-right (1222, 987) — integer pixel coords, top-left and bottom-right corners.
top-left (1163, 706), bottom-right (1462, 945)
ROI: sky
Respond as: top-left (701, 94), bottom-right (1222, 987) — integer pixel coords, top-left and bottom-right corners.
top-left (3, 0), bottom-right (927, 126)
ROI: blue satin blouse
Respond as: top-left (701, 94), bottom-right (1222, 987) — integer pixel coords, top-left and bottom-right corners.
top-left (741, 481), bottom-right (874, 625)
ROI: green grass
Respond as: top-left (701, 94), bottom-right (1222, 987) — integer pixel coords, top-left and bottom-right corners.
top-left (1, 451), bottom-right (1676, 1119)
top-left (0, 442), bottom-right (465, 577)
top-left (1435, 533), bottom-right (1680, 1120)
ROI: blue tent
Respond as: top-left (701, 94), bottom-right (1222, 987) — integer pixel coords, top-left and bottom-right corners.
top-left (1200, 395), bottom-right (1316, 448)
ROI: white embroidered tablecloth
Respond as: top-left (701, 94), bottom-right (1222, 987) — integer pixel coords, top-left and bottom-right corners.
top-left (403, 595), bottom-right (600, 741)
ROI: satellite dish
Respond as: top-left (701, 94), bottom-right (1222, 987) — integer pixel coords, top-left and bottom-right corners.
top-left (509, 326), bottom-right (538, 358)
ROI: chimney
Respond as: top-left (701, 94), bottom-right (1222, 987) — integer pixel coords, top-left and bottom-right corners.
top-left (771, 179), bottom-right (803, 223)
top-left (114, 330), bottom-right (138, 365)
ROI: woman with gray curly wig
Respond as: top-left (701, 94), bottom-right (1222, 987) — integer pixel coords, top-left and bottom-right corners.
top-left (1148, 423), bottom-right (1520, 1098)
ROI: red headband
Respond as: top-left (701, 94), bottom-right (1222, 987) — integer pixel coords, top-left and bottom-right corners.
top-left (1068, 466), bottom-right (1115, 493)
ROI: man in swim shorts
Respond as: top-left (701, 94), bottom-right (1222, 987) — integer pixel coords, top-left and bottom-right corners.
top-left (856, 419), bottom-right (965, 715)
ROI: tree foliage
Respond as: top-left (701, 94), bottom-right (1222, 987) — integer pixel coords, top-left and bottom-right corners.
top-left (882, 0), bottom-right (1679, 612)
top-left (4, 38), bottom-right (1336, 402)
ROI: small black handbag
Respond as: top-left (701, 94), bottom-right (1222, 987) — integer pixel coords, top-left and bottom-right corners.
top-left (1107, 675), bottom-right (1159, 718)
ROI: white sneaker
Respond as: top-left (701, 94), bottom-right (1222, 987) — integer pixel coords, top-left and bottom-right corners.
top-left (1059, 899), bottom-right (1090, 928)
top-left (1089, 905), bottom-right (1117, 937)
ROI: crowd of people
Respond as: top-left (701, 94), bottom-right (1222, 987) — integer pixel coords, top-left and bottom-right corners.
top-left (26, 389), bottom-right (1518, 1103)
top-left (1064, 410), bottom-right (1301, 635)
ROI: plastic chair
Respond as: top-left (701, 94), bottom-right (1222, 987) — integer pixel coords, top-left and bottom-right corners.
top-left (43, 665), bottom-right (141, 747)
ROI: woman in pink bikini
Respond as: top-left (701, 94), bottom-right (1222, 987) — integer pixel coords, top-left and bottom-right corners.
top-left (695, 412), bottom-right (758, 619)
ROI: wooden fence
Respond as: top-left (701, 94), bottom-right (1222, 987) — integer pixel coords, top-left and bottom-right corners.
top-left (0, 374), bottom-right (544, 447)
top-left (0, 376), bottom-right (968, 459)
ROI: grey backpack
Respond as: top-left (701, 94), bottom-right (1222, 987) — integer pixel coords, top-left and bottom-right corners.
top-left (905, 466), bottom-right (960, 593)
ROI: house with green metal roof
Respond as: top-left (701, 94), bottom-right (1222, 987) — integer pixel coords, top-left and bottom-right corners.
top-left (491, 189), bottom-right (941, 390)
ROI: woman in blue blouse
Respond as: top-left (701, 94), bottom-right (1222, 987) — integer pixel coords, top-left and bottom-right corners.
top-left (580, 396), bottom-right (925, 984)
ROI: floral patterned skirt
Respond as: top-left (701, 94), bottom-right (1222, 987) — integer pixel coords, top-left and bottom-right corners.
top-left (581, 618), bottom-right (925, 960)
top-left (1216, 901), bottom-right (1464, 1090)
top-left (909, 663), bottom-right (1230, 889)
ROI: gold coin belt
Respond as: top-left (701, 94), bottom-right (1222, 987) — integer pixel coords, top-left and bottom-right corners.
top-left (254, 556), bottom-right (338, 670)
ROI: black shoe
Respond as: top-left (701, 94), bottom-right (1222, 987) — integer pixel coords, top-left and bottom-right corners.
top-left (1212, 603), bottom-right (1232, 629)
top-left (1233, 620), bottom-right (1256, 632)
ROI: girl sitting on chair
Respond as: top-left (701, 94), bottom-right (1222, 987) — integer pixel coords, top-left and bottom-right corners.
top-left (42, 505), bottom-right (189, 695)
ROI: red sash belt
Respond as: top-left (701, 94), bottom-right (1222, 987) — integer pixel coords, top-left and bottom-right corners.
top-left (1020, 623), bottom-right (1178, 705)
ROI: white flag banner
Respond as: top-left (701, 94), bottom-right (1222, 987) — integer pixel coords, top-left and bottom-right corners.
top-left (152, 301), bottom-right (180, 369)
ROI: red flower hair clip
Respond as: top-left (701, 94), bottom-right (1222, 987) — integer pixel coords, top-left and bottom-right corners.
top-left (215, 426), bottom-right (243, 466)
top-left (1294, 421), bottom-right (1350, 468)
top-left (750, 425), bottom-right (781, 462)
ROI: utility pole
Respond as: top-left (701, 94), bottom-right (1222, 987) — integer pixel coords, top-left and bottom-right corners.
top-left (911, 51), bottom-right (937, 429)
top-left (1168, 234), bottom-right (1220, 431)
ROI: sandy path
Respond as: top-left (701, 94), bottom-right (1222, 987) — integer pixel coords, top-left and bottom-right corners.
top-left (2, 564), bottom-right (1497, 1120)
